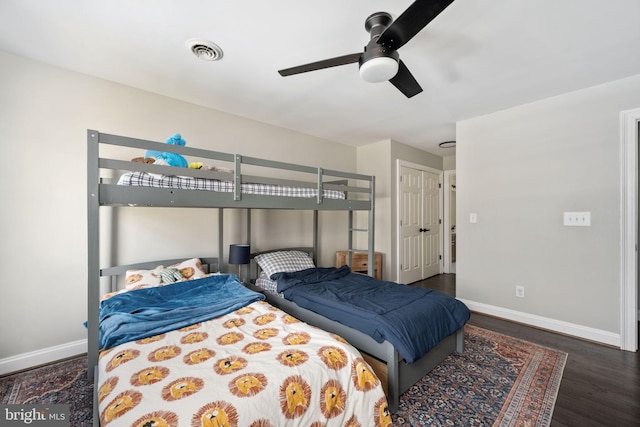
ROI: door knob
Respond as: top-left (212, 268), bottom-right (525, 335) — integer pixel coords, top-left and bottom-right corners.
top-left (419, 228), bottom-right (430, 232)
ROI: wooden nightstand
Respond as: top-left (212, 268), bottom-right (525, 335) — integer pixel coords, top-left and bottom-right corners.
top-left (335, 251), bottom-right (382, 280)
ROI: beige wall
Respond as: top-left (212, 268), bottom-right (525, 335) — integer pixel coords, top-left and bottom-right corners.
top-left (357, 140), bottom-right (444, 280)
top-left (0, 51), bottom-right (357, 363)
top-left (443, 155), bottom-right (456, 171)
top-left (456, 73), bottom-right (640, 340)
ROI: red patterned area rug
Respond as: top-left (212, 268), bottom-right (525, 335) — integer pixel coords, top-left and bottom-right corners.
top-left (0, 325), bottom-right (566, 427)
top-left (394, 324), bottom-right (568, 426)
top-left (0, 356), bottom-right (92, 427)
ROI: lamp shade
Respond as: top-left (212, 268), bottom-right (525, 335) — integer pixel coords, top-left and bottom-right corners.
top-left (229, 244), bottom-right (250, 265)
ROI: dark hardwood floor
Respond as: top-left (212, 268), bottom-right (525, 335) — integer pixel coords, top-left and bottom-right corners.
top-left (414, 273), bottom-right (640, 427)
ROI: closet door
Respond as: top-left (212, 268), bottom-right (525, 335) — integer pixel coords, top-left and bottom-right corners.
top-left (400, 166), bottom-right (423, 284)
top-left (421, 170), bottom-right (441, 279)
top-left (399, 165), bottom-right (442, 284)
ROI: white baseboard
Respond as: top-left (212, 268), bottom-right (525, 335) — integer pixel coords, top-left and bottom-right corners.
top-left (459, 299), bottom-right (621, 348)
top-left (0, 339), bottom-right (87, 376)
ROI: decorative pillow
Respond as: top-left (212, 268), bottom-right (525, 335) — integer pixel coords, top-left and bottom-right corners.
top-left (254, 251), bottom-right (315, 280)
top-left (124, 266), bottom-right (163, 290)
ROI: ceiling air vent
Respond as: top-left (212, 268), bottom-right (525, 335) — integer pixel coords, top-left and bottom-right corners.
top-left (186, 39), bottom-right (223, 61)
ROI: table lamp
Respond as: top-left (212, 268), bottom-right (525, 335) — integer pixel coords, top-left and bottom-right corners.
top-left (229, 244), bottom-right (250, 282)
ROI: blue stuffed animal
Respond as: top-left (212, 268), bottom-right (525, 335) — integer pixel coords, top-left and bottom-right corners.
top-left (144, 133), bottom-right (188, 168)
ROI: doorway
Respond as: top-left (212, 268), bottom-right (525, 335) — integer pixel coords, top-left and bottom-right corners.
top-left (620, 107), bottom-right (639, 352)
top-left (397, 161), bottom-right (443, 284)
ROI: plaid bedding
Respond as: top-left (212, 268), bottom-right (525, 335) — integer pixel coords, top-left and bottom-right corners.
top-left (117, 171), bottom-right (346, 199)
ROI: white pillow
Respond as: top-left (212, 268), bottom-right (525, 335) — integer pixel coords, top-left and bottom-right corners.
top-left (124, 266), bottom-right (163, 290)
top-left (254, 251), bottom-right (315, 279)
top-left (124, 258), bottom-right (206, 290)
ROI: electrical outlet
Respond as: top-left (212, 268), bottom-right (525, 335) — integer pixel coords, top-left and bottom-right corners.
top-left (563, 211), bottom-right (591, 226)
top-left (516, 286), bottom-right (525, 298)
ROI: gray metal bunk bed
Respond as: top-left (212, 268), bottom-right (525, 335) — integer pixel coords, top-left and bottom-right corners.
top-left (86, 129), bottom-right (376, 392)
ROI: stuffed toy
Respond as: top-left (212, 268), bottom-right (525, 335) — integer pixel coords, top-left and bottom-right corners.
top-left (131, 157), bottom-right (155, 164)
top-left (158, 267), bottom-right (183, 284)
top-left (144, 133), bottom-right (189, 168)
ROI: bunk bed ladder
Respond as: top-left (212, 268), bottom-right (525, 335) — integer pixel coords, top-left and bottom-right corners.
top-left (346, 176), bottom-right (375, 277)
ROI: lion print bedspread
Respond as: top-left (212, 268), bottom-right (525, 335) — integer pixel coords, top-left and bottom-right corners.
top-left (98, 300), bottom-right (391, 426)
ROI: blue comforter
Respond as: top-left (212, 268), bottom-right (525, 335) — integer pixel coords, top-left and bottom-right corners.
top-left (99, 274), bottom-right (264, 350)
top-left (273, 266), bottom-right (470, 363)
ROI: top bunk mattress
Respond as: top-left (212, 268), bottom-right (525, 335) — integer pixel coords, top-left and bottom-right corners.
top-left (118, 171), bottom-right (346, 200)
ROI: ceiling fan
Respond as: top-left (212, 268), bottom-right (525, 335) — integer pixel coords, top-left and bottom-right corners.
top-left (278, 0), bottom-right (455, 98)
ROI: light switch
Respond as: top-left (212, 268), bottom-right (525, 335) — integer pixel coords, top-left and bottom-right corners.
top-left (469, 212), bottom-right (478, 223)
top-left (563, 212), bottom-right (591, 226)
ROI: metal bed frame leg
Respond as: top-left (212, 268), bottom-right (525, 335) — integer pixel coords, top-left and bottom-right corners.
top-left (386, 347), bottom-right (400, 412)
top-left (93, 366), bottom-right (100, 426)
top-left (456, 327), bottom-right (465, 352)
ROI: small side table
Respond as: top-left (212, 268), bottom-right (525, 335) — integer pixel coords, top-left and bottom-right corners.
top-left (335, 251), bottom-right (382, 280)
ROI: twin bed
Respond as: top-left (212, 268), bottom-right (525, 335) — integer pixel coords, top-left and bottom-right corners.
top-left (88, 130), bottom-right (469, 425)
top-left (96, 262), bottom-right (389, 426)
top-left (248, 248), bottom-right (469, 412)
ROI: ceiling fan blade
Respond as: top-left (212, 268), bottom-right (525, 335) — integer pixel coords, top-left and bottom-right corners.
top-left (278, 53), bottom-right (361, 76)
top-left (389, 60), bottom-right (423, 98)
top-left (378, 0), bottom-right (455, 50)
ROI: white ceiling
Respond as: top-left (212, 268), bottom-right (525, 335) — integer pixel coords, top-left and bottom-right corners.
top-left (1, 0), bottom-right (639, 155)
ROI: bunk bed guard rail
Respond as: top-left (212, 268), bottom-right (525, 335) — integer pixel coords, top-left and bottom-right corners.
top-left (87, 130), bottom-right (374, 210)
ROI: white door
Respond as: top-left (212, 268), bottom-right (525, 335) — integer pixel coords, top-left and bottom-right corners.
top-left (399, 166), bottom-right (442, 283)
top-left (422, 170), bottom-right (441, 279)
top-left (400, 166), bottom-right (423, 283)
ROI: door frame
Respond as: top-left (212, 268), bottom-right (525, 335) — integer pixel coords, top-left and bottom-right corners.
top-left (443, 170), bottom-right (456, 274)
top-left (620, 107), bottom-right (639, 352)
top-left (396, 160), bottom-right (444, 283)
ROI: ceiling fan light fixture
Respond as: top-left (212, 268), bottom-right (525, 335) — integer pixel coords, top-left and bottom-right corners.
top-left (278, 0), bottom-right (454, 97)
top-left (359, 56), bottom-right (399, 83)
